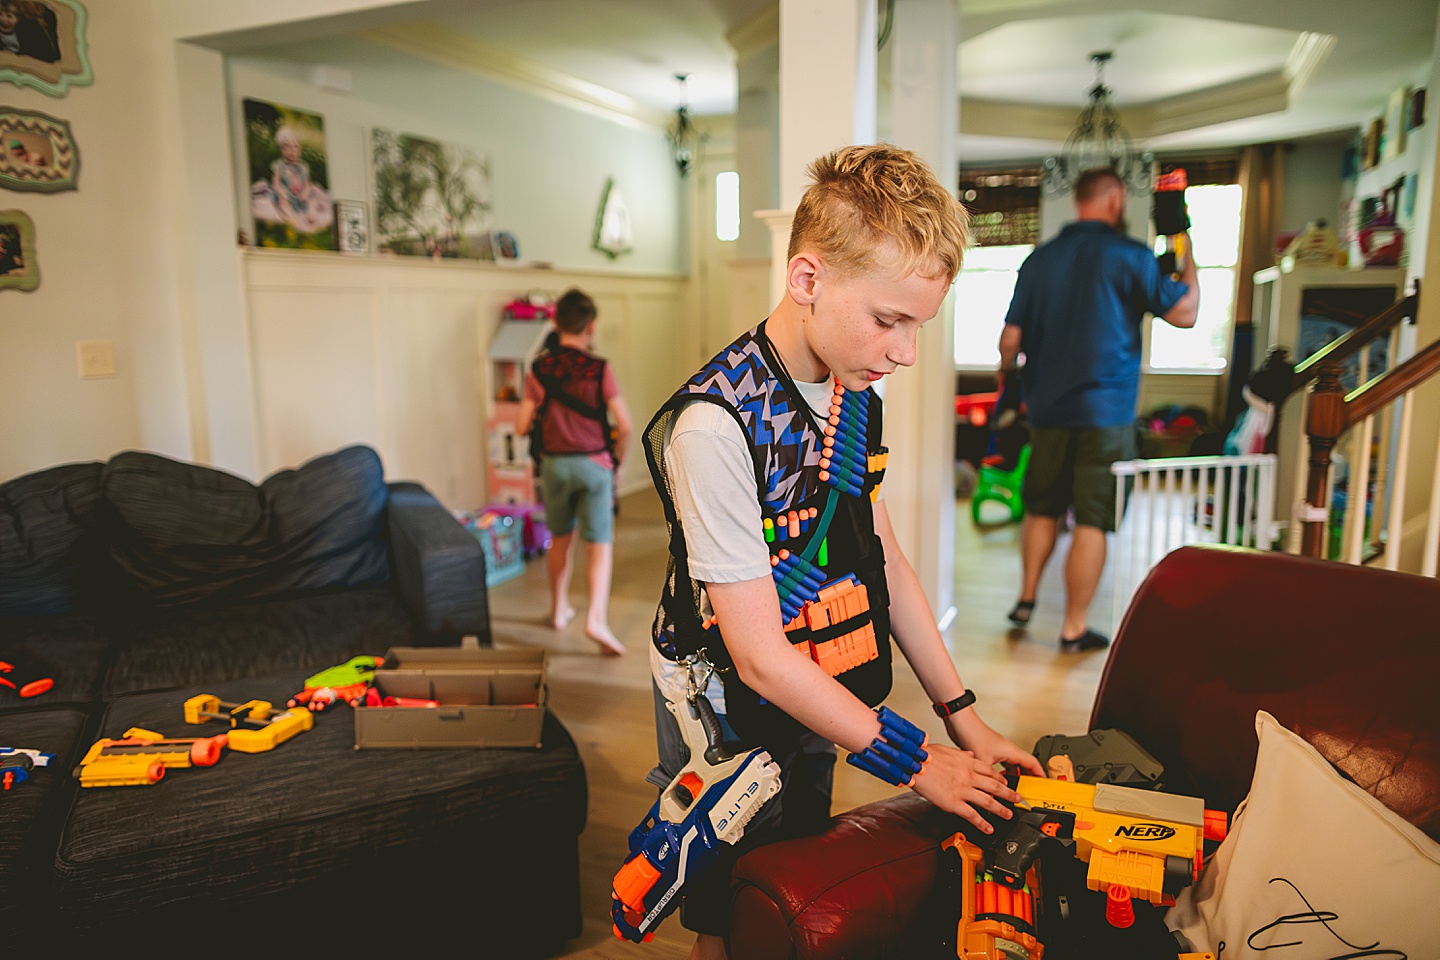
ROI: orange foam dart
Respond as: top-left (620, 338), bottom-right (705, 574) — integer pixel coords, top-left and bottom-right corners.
top-left (980, 879), bottom-right (997, 915)
top-left (1041, 820), bottom-right (1063, 838)
top-left (1106, 884), bottom-right (1135, 928)
top-left (1204, 809), bottom-right (1228, 842)
top-left (996, 883), bottom-right (1013, 917)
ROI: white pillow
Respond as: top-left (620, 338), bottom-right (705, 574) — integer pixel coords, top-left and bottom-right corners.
top-left (1166, 710), bottom-right (1440, 955)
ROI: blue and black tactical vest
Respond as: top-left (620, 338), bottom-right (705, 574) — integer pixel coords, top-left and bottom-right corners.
top-left (642, 322), bottom-right (893, 752)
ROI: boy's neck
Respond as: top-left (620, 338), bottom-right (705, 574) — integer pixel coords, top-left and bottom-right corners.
top-left (558, 331), bottom-right (590, 350)
top-left (765, 298), bottom-right (828, 383)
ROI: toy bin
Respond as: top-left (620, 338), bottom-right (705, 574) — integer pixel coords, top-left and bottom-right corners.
top-left (459, 510), bottom-right (526, 587)
top-left (354, 647), bottom-right (548, 749)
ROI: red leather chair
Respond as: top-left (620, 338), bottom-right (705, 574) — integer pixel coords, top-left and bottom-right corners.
top-left (727, 545), bottom-right (1440, 959)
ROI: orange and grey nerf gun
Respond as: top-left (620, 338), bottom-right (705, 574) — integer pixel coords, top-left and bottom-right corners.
top-left (991, 775), bottom-right (1227, 926)
top-left (1152, 168), bottom-right (1190, 280)
top-left (73, 728), bottom-right (229, 787)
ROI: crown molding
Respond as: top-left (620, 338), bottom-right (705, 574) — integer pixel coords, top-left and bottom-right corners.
top-left (1285, 31), bottom-right (1337, 95)
top-left (359, 22), bottom-right (671, 132)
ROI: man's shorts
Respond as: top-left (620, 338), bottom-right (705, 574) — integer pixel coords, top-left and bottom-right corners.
top-left (539, 454), bottom-right (614, 543)
top-left (1022, 423), bottom-right (1137, 532)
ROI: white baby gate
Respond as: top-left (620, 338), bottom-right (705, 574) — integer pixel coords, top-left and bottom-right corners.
top-left (1109, 454), bottom-right (1279, 627)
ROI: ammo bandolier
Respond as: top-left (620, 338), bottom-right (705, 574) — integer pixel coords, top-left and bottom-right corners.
top-left (643, 322), bottom-right (894, 754)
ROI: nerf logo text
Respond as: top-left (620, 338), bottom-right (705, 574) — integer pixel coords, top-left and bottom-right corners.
top-left (715, 780), bottom-right (762, 833)
top-left (1114, 823), bottom-right (1176, 841)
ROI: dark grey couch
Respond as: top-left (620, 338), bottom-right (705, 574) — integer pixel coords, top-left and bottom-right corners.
top-left (0, 445), bottom-right (587, 951)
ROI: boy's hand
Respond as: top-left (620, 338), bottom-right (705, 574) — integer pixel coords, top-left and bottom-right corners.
top-left (944, 712), bottom-right (1045, 779)
top-left (910, 742), bottom-right (1019, 834)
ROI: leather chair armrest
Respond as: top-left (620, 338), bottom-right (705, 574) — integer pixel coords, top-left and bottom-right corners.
top-left (729, 794), bottom-right (959, 960)
top-left (385, 482), bottom-right (490, 645)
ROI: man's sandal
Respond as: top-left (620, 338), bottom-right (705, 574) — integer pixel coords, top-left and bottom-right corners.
top-left (1007, 600), bottom-right (1035, 625)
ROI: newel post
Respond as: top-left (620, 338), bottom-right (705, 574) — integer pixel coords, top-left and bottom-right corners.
top-left (1301, 360), bottom-right (1347, 557)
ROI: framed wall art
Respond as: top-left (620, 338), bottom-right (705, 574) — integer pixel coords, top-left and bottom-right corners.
top-left (371, 127), bottom-right (493, 260)
top-left (243, 97), bottom-right (335, 251)
top-left (0, 0), bottom-right (93, 97)
top-left (0, 209), bottom-right (39, 292)
top-left (335, 199), bottom-right (369, 255)
top-left (0, 108), bottom-right (78, 192)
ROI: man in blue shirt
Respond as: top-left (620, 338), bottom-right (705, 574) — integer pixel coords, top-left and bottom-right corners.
top-left (997, 166), bottom-right (1198, 650)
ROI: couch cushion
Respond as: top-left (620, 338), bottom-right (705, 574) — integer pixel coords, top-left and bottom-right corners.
top-left (100, 445), bottom-right (390, 608)
top-left (102, 584), bottom-right (417, 698)
top-left (55, 672), bottom-right (587, 935)
top-left (0, 462), bottom-right (104, 618)
top-left (0, 612), bottom-right (113, 709)
top-left (0, 707), bottom-right (92, 921)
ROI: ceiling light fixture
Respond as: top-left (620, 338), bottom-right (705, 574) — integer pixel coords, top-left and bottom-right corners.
top-left (667, 73), bottom-right (708, 177)
top-left (1041, 51), bottom-right (1153, 196)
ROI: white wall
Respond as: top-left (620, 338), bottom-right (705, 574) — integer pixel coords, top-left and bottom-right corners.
top-left (227, 38), bottom-right (685, 275)
top-left (1, 0), bottom-right (688, 489)
top-left (0, 0), bottom-right (192, 482)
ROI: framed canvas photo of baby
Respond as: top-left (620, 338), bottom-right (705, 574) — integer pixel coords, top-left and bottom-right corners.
top-left (0, 209), bottom-right (39, 293)
top-left (243, 97), bottom-right (335, 251)
top-left (0, 0), bottom-right (93, 97)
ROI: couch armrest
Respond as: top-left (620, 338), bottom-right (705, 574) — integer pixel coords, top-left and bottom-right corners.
top-left (729, 794), bottom-right (957, 960)
top-left (385, 482), bottom-right (490, 645)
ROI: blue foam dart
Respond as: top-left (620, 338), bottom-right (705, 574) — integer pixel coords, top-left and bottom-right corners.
top-left (611, 694), bottom-right (782, 943)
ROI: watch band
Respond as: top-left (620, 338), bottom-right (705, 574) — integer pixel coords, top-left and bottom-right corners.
top-left (932, 690), bottom-right (977, 718)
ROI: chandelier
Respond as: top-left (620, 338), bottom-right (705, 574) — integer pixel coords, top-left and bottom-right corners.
top-left (1041, 52), bottom-right (1153, 196)
top-left (667, 73), bottom-right (708, 177)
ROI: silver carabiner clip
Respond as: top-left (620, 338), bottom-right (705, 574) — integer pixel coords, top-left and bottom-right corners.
top-left (679, 650), bottom-right (715, 704)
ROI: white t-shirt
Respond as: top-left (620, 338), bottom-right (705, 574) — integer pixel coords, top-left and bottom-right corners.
top-left (650, 375), bottom-right (842, 706)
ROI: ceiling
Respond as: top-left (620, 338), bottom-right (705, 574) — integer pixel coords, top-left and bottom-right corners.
top-left (234, 0), bottom-right (1439, 165)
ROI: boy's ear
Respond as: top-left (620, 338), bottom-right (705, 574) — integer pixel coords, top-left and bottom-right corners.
top-left (786, 252), bottom-right (823, 305)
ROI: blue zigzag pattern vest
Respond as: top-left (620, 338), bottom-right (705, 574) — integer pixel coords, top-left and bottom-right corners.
top-left (642, 322), bottom-right (893, 752)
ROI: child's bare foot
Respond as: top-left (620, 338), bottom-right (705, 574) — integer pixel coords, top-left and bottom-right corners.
top-left (550, 605), bottom-right (575, 630)
top-left (586, 624), bottom-right (626, 656)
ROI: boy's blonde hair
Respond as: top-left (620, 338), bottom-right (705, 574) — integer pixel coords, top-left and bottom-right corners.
top-left (788, 143), bottom-right (969, 282)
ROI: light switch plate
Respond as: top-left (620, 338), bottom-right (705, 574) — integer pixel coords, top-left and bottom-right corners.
top-left (77, 340), bottom-right (116, 378)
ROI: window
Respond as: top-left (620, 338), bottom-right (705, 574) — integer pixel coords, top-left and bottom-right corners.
top-left (954, 169), bottom-right (1040, 368)
top-left (1147, 181), bottom-right (1243, 371)
top-left (954, 243), bottom-right (1032, 367)
top-left (715, 170), bottom-right (739, 242)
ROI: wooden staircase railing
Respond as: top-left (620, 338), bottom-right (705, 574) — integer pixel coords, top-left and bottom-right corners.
top-left (1299, 281), bottom-right (1440, 571)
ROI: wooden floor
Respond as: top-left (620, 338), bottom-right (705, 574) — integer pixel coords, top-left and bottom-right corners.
top-left (486, 485), bottom-right (1113, 959)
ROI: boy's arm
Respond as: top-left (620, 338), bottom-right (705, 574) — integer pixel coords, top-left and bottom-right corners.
top-left (705, 576), bottom-right (1019, 833)
top-left (872, 501), bottom-right (1045, 778)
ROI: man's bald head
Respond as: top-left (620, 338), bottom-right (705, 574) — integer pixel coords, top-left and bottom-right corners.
top-left (1074, 167), bottom-right (1126, 226)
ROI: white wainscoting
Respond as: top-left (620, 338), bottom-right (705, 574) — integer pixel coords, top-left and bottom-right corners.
top-left (243, 249), bottom-right (688, 512)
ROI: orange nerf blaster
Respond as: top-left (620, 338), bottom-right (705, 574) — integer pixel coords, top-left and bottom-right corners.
top-left (74, 728), bottom-right (228, 787)
top-left (941, 831), bottom-right (1044, 960)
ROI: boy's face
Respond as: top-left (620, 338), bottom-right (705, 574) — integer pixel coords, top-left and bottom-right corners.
top-left (795, 248), bottom-right (950, 392)
top-left (0, 9), bottom-right (17, 32)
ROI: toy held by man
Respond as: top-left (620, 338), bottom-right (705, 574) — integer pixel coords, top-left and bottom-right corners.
top-left (0, 747), bottom-right (55, 791)
top-left (0, 659), bottom-right (54, 699)
top-left (610, 658), bottom-right (782, 943)
top-left (183, 694), bottom-right (314, 752)
top-left (288, 655), bottom-right (385, 712)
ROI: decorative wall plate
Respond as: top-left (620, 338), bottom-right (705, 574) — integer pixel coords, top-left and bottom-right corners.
top-left (0, 109), bottom-right (78, 192)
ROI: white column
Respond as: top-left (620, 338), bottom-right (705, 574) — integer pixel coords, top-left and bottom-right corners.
top-left (882, 0), bottom-right (959, 619)
top-left (777, 0), bottom-right (877, 208)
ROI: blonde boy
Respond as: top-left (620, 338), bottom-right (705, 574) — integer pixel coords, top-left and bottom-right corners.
top-left (640, 144), bottom-right (1043, 959)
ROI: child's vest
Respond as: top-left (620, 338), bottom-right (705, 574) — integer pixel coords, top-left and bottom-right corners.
top-left (643, 322), bottom-right (893, 753)
top-left (529, 346), bottom-right (613, 466)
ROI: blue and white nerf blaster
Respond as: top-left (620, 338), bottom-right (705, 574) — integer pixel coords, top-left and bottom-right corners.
top-left (611, 659), bottom-right (782, 943)
top-left (0, 747), bottom-right (55, 791)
